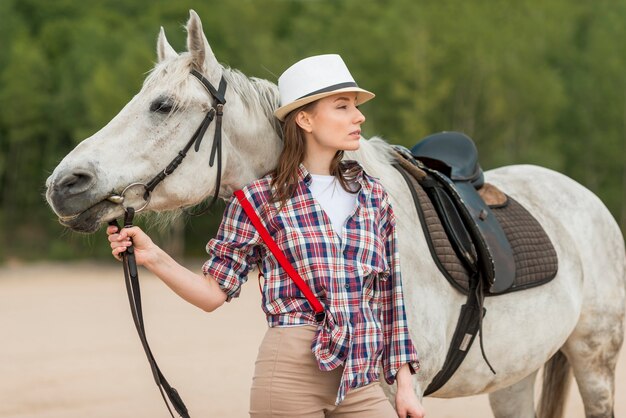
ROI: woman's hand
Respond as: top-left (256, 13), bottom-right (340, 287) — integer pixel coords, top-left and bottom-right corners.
top-left (106, 224), bottom-right (227, 312)
top-left (395, 363), bottom-right (426, 418)
top-left (395, 386), bottom-right (425, 418)
top-left (106, 224), bottom-right (158, 266)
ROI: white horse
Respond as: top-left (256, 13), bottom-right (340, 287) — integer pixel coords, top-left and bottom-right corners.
top-left (46, 11), bottom-right (625, 418)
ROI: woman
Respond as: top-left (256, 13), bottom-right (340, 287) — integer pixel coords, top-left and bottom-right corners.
top-left (108, 54), bottom-right (425, 418)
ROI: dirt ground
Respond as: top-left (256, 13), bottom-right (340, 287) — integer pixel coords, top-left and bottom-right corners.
top-left (1, 262), bottom-right (624, 418)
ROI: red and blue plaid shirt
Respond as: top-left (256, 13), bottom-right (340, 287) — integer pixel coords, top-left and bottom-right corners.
top-left (203, 161), bottom-right (420, 404)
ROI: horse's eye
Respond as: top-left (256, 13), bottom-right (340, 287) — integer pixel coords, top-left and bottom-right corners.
top-left (150, 97), bottom-right (175, 114)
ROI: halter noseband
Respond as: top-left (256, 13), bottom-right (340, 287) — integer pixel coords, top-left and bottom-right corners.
top-left (108, 69), bottom-right (227, 215)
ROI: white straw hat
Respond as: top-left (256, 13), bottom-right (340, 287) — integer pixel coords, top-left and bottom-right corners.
top-left (274, 54), bottom-right (375, 121)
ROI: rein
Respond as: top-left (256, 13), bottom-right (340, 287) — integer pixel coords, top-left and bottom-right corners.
top-left (108, 69), bottom-right (227, 418)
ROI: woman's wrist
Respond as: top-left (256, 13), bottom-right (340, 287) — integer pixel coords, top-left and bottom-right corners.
top-left (143, 242), bottom-right (166, 270)
top-left (396, 363), bottom-right (415, 391)
top-left (397, 381), bottom-right (414, 393)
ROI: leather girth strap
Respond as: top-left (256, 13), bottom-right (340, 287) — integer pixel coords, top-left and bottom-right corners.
top-left (110, 209), bottom-right (190, 418)
top-left (425, 278), bottom-right (486, 396)
top-left (234, 190), bottom-right (326, 323)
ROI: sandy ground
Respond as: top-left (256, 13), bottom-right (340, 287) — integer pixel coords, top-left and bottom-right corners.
top-left (1, 262), bottom-right (624, 418)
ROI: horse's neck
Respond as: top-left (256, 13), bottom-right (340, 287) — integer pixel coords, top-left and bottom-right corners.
top-left (221, 73), bottom-right (283, 190)
top-left (222, 127), bottom-right (282, 193)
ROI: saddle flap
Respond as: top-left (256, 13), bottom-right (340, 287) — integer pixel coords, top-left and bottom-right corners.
top-left (454, 181), bottom-right (516, 293)
top-left (421, 179), bottom-right (478, 272)
top-left (422, 167), bottom-right (516, 294)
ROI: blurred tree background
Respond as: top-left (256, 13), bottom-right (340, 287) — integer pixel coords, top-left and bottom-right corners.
top-left (0, 0), bottom-right (624, 263)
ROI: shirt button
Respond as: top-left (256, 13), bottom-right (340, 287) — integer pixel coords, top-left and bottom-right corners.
top-left (345, 284), bottom-right (350, 290)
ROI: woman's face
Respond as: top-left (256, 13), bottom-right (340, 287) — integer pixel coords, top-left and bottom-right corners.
top-left (298, 92), bottom-right (366, 155)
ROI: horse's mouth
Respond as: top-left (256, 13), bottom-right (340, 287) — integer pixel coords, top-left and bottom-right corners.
top-left (57, 199), bottom-right (123, 233)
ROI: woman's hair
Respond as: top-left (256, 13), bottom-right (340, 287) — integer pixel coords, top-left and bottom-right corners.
top-left (270, 102), bottom-right (359, 208)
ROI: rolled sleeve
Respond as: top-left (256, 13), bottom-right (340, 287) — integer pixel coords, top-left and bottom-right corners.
top-left (379, 195), bottom-right (421, 384)
top-left (202, 194), bottom-right (262, 301)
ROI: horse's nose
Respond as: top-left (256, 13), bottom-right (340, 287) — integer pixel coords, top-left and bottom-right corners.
top-left (53, 169), bottom-right (96, 196)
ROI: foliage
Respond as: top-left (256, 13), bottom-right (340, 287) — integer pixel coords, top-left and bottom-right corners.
top-left (1, 0), bottom-right (624, 262)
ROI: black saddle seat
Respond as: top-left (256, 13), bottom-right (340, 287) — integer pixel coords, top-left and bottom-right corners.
top-left (411, 132), bottom-right (484, 188)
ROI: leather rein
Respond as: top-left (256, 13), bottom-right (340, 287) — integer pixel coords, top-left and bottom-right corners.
top-left (108, 69), bottom-right (227, 418)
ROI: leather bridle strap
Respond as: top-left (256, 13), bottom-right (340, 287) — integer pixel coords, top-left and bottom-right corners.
top-left (110, 209), bottom-right (189, 418)
top-left (188, 70), bottom-right (228, 215)
top-left (108, 69), bottom-right (228, 418)
top-left (143, 70), bottom-right (227, 213)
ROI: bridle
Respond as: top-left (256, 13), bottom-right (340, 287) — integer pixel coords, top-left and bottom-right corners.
top-left (107, 68), bottom-right (227, 215)
top-left (108, 69), bottom-right (228, 418)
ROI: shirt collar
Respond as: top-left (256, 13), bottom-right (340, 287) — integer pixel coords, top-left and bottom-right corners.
top-left (297, 163), bottom-right (313, 186)
top-left (298, 160), bottom-right (367, 188)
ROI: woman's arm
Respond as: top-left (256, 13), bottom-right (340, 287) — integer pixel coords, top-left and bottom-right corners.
top-left (108, 225), bottom-right (227, 312)
top-left (376, 192), bottom-right (425, 417)
top-left (395, 363), bottom-right (425, 418)
top-left (377, 195), bottom-right (421, 382)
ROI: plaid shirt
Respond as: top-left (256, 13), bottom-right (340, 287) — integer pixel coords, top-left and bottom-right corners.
top-left (203, 161), bottom-right (420, 404)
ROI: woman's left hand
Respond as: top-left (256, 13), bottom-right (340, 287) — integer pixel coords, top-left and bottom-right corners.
top-left (395, 386), bottom-right (425, 418)
top-left (394, 363), bottom-right (425, 418)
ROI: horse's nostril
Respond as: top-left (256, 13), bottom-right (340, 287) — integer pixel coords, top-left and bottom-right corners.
top-left (55, 170), bottom-right (95, 195)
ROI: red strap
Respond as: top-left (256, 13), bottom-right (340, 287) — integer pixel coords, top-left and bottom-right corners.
top-left (234, 190), bottom-right (324, 314)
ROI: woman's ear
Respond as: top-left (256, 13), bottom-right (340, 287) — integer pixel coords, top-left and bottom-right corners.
top-left (295, 110), bottom-right (313, 133)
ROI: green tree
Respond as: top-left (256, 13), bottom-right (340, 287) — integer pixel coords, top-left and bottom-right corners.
top-left (1, 0), bottom-right (624, 262)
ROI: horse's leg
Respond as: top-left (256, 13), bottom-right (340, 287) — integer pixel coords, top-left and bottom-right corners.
top-left (488, 370), bottom-right (538, 418)
top-left (561, 317), bottom-right (623, 418)
top-left (536, 351), bottom-right (572, 418)
top-left (558, 207), bottom-right (625, 418)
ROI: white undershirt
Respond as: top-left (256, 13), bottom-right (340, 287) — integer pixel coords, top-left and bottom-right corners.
top-left (309, 174), bottom-right (358, 238)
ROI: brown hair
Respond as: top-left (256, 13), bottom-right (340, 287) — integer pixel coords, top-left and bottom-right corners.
top-left (270, 103), bottom-right (359, 208)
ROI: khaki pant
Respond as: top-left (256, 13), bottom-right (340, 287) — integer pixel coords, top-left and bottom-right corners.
top-left (249, 325), bottom-right (397, 418)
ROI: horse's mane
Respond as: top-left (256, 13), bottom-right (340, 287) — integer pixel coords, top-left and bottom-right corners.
top-left (223, 69), bottom-right (283, 139)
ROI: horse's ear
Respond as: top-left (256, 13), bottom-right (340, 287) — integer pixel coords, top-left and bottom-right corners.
top-left (186, 9), bottom-right (219, 73)
top-left (157, 27), bottom-right (178, 63)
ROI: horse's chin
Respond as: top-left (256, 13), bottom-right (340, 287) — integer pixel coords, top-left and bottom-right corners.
top-left (58, 201), bottom-right (123, 234)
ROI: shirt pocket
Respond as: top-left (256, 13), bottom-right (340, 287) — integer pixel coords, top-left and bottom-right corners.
top-left (349, 217), bottom-right (388, 274)
top-left (362, 272), bottom-right (379, 304)
top-left (363, 272), bottom-right (388, 315)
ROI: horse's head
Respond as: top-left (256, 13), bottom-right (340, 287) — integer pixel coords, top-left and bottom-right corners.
top-left (46, 10), bottom-right (282, 233)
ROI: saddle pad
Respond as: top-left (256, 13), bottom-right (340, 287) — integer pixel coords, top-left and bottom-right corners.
top-left (412, 177), bottom-right (558, 296)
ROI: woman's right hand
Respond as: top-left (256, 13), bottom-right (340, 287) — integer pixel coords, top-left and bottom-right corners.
top-left (108, 224), bottom-right (227, 312)
top-left (106, 225), bottom-right (158, 266)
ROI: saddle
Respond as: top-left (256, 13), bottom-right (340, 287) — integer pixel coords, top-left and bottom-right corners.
top-left (393, 132), bottom-right (558, 296)
top-left (392, 132), bottom-right (559, 395)
top-left (407, 131), bottom-right (515, 293)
